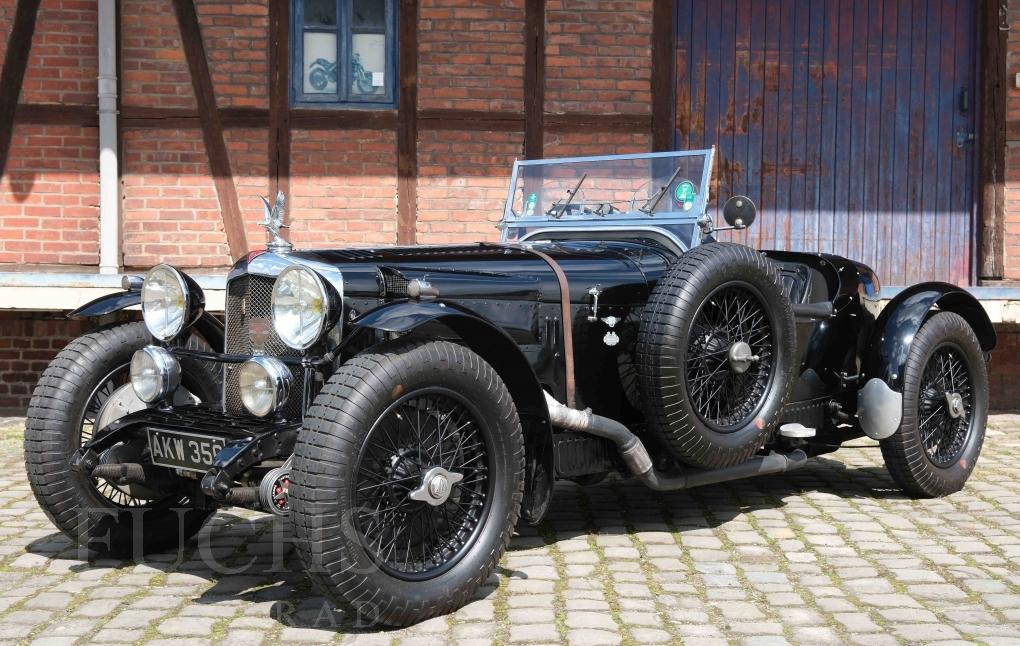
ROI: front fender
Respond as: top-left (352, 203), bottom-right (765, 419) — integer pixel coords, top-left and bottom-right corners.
top-left (68, 291), bottom-right (140, 319)
top-left (353, 300), bottom-right (548, 420)
top-left (858, 283), bottom-right (994, 440)
top-left (67, 290), bottom-right (225, 352)
top-left (354, 299), bottom-right (555, 524)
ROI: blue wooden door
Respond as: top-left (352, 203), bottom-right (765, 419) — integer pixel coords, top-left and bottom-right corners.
top-left (676, 0), bottom-right (978, 286)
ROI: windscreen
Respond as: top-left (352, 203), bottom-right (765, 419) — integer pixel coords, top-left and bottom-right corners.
top-left (506, 152), bottom-right (711, 221)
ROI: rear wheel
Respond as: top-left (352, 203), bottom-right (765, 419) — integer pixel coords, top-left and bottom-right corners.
top-left (290, 339), bottom-right (524, 627)
top-left (24, 322), bottom-right (219, 556)
top-left (881, 312), bottom-right (988, 497)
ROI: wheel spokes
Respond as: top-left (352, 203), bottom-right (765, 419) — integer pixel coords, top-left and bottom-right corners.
top-left (354, 391), bottom-right (489, 578)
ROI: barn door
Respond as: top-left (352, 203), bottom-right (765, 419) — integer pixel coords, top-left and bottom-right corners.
top-left (676, 0), bottom-right (978, 286)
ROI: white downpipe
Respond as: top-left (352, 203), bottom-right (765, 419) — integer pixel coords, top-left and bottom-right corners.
top-left (97, 0), bottom-right (119, 275)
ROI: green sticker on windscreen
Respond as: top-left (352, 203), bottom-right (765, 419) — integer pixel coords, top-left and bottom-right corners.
top-left (674, 180), bottom-right (696, 211)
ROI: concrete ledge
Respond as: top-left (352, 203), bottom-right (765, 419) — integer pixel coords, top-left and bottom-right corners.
top-left (0, 272), bottom-right (227, 312)
top-left (3, 273), bottom-right (1020, 322)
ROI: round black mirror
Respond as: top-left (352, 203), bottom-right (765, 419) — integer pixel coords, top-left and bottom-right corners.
top-left (723, 195), bottom-right (757, 229)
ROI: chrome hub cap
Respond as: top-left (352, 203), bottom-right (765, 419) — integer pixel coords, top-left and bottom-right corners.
top-left (945, 392), bottom-right (965, 419)
top-left (409, 466), bottom-right (464, 506)
top-left (727, 341), bottom-right (758, 374)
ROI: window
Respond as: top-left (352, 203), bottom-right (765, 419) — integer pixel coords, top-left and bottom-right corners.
top-left (292, 0), bottom-right (396, 107)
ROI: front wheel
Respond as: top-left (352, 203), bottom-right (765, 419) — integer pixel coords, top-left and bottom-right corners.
top-left (880, 312), bottom-right (989, 498)
top-left (289, 339), bottom-right (524, 627)
top-left (24, 322), bottom-right (220, 556)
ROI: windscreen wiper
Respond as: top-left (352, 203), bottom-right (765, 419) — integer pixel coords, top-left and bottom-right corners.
top-left (639, 165), bottom-right (685, 214)
top-left (546, 173), bottom-right (588, 218)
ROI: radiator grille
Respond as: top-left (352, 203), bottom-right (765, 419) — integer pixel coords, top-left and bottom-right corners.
top-left (381, 270), bottom-right (409, 297)
top-left (223, 275), bottom-right (304, 419)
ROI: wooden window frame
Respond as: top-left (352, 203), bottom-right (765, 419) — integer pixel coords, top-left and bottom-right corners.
top-left (291, 0), bottom-right (397, 108)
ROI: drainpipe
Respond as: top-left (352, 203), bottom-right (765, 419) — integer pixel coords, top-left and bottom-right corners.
top-left (97, 0), bottom-right (119, 275)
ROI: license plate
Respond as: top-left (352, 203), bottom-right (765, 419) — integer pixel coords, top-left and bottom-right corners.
top-left (147, 429), bottom-right (226, 473)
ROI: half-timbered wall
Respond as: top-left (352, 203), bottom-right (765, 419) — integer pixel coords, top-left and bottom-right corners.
top-left (1, 0), bottom-right (1019, 411)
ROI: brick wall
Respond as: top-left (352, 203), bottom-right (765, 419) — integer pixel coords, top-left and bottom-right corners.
top-left (121, 128), bottom-right (232, 268)
top-left (418, 0), bottom-right (525, 112)
top-left (121, 0), bottom-right (196, 109)
top-left (21, 0), bottom-right (96, 106)
top-left (544, 0), bottom-right (652, 115)
top-left (417, 129), bottom-right (522, 244)
top-left (0, 313), bottom-right (92, 413)
top-left (288, 129), bottom-right (398, 247)
top-left (196, 0), bottom-right (269, 109)
top-left (1004, 0), bottom-right (1020, 279)
top-left (0, 124), bottom-right (99, 266)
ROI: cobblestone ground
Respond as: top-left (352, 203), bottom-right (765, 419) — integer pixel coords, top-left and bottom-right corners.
top-left (1, 416), bottom-right (1020, 645)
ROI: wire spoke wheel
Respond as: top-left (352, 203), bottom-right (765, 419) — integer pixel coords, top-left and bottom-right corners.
top-left (76, 364), bottom-right (154, 508)
top-left (353, 389), bottom-right (491, 580)
top-left (684, 283), bottom-right (775, 431)
top-left (918, 345), bottom-right (973, 467)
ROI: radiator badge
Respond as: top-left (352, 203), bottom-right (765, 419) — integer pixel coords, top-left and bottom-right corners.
top-left (249, 318), bottom-right (271, 353)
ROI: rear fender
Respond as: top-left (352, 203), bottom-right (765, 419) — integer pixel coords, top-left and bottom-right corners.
top-left (354, 299), bottom-right (554, 523)
top-left (858, 282), bottom-right (994, 440)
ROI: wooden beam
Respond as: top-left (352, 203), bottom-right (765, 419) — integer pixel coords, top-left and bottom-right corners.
top-left (15, 102), bottom-right (653, 136)
top-left (396, 0), bottom-right (419, 245)
top-left (418, 109), bottom-right (525, 131)
top-left (546, 113), bottom-right (651, 133)
top-left (978, 0), bottom-right (1007, 281)
top-left (171, 0), bottom-right (248, 259)
top-left (268, 0), bottom-right (291, 203)
top-left (651, 0), bottom-right (676, 151)
top-left (0, 0), bottom-right (42, 178)
top-left (523, 0), bottom-right (545, 159)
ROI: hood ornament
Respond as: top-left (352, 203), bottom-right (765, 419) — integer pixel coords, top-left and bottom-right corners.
top-left (259, 190), bottom-right (293, 254)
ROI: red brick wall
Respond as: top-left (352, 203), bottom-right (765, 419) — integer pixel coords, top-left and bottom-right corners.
top-left (288, 129), bottom-right (398, 247)
top-left (0, 124), bottom-right (99, 265)
top-left (1003, 0), bottom-right (1020, 279)
top-left (121, 0), bottom-right (196, 109)
top-left (196, 0), bottom-right (269, 109)
top-left (21, 0), bottom-right (96, 106)
top-left (418, 0), bottom-right (526, 112)
top-left (0, 313), bottom-right (92, 413)
top-left (544, 0), bottom-right (653, 115)
top-left (988, 324), bottom-right (1020, 411)
top-left (417, 129), bottom-right (522, 244)
top-left (121, 128), bottom-right (231, 268)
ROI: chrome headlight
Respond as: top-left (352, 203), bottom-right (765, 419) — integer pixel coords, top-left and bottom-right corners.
top-left (130, 346), bottom-right (180, 403)
top-left (237, 356), bottom-right (292, 417)
top-left (141, 264), bottom-right (191, 341)
top-left (272, 265), bottom-right (330, 350)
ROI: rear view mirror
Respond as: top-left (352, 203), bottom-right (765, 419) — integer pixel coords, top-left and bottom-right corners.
top-left (723, 196), bottom-right (757, 229)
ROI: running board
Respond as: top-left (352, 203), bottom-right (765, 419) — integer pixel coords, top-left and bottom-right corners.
top-left (544, 393), bottom-right (808, 491)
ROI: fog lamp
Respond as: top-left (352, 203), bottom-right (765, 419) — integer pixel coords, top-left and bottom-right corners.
top-left (237, 356), bottom-right (293, 417)
top-left (130, 346), bottom-right (181, 403)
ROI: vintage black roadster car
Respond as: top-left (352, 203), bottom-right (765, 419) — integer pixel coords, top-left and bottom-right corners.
top-left (25, 150), bottom-right (994, 626)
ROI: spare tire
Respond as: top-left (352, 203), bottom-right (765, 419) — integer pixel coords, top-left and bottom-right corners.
top-left (637, 242), bottom-right (797, 469)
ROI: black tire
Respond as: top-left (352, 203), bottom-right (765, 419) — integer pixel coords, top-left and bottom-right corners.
top-left (880, 312), bottom-right (988, 498)
top-left (637, 242), bottom-right (797, 469)
top-left (289, 339), bottom-right (525, 627)
top-left (24, 321), bottom-right (220, 557)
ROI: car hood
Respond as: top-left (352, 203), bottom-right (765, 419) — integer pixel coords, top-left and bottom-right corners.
top-left (230, 241), bottom-right (674, 305)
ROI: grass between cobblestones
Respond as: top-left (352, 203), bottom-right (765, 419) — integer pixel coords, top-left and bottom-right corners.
top-left (1, 417), bottom-right (1020, 644)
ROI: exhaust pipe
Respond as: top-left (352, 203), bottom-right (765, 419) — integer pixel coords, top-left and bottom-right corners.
top-left (543, 392), bottom-right (808, 491)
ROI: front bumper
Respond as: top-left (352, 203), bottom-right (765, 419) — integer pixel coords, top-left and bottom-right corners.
top-left (70, 405), bottom-right (300, 502)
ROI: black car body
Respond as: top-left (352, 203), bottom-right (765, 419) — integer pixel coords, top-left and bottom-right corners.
top-left (27, 150), bottom-right (995, 626)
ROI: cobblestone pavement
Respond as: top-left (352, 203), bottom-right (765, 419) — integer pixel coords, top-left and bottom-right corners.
top-left (1, 416), bottom-right (1020, 645)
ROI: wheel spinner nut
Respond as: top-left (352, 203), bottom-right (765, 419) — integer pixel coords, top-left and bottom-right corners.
top-left (409, 466), bottom-right (464, 506)
top-left (428, 474), bottom-right (449, 499)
